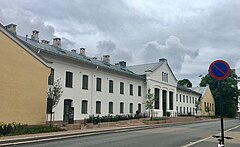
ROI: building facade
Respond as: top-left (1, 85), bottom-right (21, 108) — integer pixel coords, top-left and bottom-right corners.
top-left (0, 24), bottom-right (50, 125)
top-left (3, 23), bottom-right (214, 124)
top-left (176, 85), bottom-right (201, 116)
top-left (191, 85), bottom-right (215, 116)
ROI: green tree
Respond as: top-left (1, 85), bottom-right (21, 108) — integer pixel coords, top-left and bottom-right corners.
top-left (195, 98), bottom-right (202, 116)
top-left (47, 79), bottom-right (63, 125)
top-left (145, 89), bottom-right (155, 120)
top-left (200, 69), bottom-right (239, 118)
top-left (178, 79), bottom-right (193, 87)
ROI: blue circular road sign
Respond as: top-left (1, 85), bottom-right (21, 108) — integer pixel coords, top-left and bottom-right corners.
top-left (209, 60), bottom-right (230, 80)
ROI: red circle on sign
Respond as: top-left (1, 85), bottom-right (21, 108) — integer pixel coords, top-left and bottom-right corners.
top-left (209, 60), bottom-right (230, 80)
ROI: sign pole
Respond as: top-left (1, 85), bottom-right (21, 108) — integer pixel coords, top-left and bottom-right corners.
top-left (209, 60), bottom-right (230, 147)
top-left (219, 81), bottom-right (224, 146)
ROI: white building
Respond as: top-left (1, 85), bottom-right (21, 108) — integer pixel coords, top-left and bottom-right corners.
top-left (7, 25), bottom-right (204, 123)
top-left (128, 60), bottom-right (178, 117)
top-left (176, 85), bottom-right (201, 116)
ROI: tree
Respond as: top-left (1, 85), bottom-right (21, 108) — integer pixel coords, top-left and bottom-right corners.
top-left (200, 69), bottom-right (239, 118)
top-left (145, 89), bottom-right (155, 120)
top-left (195, 98), bottom-right (202, 116)
top-left (178, 79), bottom-right (192, 88)
top-left (47, 79), bottom-right (63, 125)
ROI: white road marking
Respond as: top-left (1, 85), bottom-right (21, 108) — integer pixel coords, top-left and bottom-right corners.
top-left (181, 124), bottom-right (240, 147)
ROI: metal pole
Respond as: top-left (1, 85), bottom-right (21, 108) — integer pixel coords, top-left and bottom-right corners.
top-left (219, 81), bottom-right (224, 145)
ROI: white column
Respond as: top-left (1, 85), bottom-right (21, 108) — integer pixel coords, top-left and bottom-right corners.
top-left (159, 89), bottom-right (162, 111)
top-left (166, 90), bottom-right (169, 110)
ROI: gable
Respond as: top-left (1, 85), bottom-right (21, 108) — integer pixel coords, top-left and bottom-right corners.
top-left (150, 62), bottom-right (178, 86)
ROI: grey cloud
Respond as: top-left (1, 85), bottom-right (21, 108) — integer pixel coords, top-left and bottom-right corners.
top-left (142, 36), bottom-right (199, 71)
top-left (96, 40), bottom-right (133, 64)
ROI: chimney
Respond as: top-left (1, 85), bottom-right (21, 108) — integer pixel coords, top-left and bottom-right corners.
top-left (159, 58), bottom-right (167, 63)
top-left (80, 48), bottom-right (86, 56)
top-left (119, 61), bottom-right (126, 68)
top-left (41, 40), bottom-right (50, 44)
top-left (5, 24), bottom-right (17, 35)
top-left (103, 55), bottom-right (110, 63)
top-left (71, 49), bottom-right (76, 53)
top-left (31, 30), bottom-right (39, 41)
top-left (53, 38), bottom-right (61, 48)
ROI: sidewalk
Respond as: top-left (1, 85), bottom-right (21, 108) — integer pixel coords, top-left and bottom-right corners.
top-left (0, 118), bottom-right (218, 146)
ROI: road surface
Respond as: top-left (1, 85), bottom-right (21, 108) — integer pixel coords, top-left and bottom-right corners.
top-left (19, 119), bottom-right (240, 147)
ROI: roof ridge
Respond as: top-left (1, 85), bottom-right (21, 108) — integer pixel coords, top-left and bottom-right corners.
top-left (127, 62), bottom-right (160, 67)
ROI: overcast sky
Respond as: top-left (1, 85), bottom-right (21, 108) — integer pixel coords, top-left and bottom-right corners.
top-left (1, 0), bottom-right (240, 86)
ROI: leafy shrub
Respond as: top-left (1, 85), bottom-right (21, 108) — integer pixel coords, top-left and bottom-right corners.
top-left (0, 122), bottom-right (65, 136)
top-left (85, 113), bottom-right (146, 124)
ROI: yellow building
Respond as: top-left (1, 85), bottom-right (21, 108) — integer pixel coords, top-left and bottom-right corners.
top-left (0, 24), bottom-right (50, 125)
top-left (191, 85), bottom-right (215, 116)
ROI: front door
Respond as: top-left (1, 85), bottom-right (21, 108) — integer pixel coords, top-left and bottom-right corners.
top-left (63, 99), bottom-right (72, 122)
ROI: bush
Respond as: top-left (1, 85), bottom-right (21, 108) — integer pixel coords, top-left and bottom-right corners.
top-left (85, 113), bottom-right (146, 124)
top-left (0, 122), bottom-right (65, 136)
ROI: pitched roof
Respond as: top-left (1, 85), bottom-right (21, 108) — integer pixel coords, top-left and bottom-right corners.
top-left (190, 85), bottom-right (208, 98)
top-left (127, 60), bottom-right (178, 81)
top-left (16, 35), bottom-right (144, 80)
top-left (127, 62), bottom-right (164, 75)
top-left (0, 23), bottom-right (49, 68)
top-left (177, 85), bottom-right (202, 96)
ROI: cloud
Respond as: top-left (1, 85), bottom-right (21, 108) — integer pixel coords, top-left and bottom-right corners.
top-left (96, 40), bottom-right (133, 64)
top-left (142, 36), bottom-right (199, 71)
top-left (1, 0), bottom-right (240, 85)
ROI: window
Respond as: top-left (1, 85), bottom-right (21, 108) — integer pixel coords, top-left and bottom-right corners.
top-left (82, 75), bottom-right (88, 90)
top-left (120, 82), bottom-right (124, 94)
top-left (65, 71), bottom-right (73, 88)
top-left (130, 84), bottom-right (133, 96)
top-left (187, 107), bottom-right (189, 113)
top-left (180, 107), bottom-right (182, 114)
top-left (109, 80), bottom-right (114, 93)
top-left (162, 72), bottom-right (168, 82)
top-left (183, 95), bottom-right (185, 102)
top-left (190, 96), bottom-right (191, 103)
top-left (138, 104), bottom-right (141, 113)
top-left (109, 102), bottom-right (113, 114)
top-left (186, 96), bottom-right (188, 103)
top-left (176, 106), bottom-right (178, 113)
top-left (190, 108), bottom-right (192, 115)
top-left (129, 103), bottom-right (133, 113)
top-left (204, 102), bottom-right (206, 111)
top-left (81, 100), bottom-right (88, 114)
top-left (192, 97), bottom-right (194, 104)
top-left (138, 86), bottom-right (141, 96)
top-left (96, 78), bottom-right (102, 91)
top-left (193, 108), bottom-right (195, 115)
top-left (183, 107), bottom-right (185, 114)
top-left (48, 68), bottom-right (54, 85)
top-left (120, 102), bottom-right (124, 114)
top-left (96, 101), bottom-right (101, 114)
top-left (180, 94), bottom-right (182, 102)
top-left (176, 94), bottom-right (178, 102)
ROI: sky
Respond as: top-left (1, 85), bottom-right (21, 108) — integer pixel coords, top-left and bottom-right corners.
top-left (1, 0), bottom-right (240, 86)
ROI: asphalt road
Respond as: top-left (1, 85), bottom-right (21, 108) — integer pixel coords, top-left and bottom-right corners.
top-left (19, 119), bottom-right (240, 147)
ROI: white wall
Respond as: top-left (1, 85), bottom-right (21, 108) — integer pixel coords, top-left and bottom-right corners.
top-left (46, 57), bottom-right (146, 121)
top-left (146, 62), bottom-right (177, 117)
top-left (175, 89), bottom-right (199, 116)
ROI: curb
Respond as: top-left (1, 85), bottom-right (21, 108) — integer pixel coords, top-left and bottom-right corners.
top-left (0, 119), bottom-right (218, 146)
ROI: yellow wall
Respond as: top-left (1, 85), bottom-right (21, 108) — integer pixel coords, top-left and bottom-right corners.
top-left (201, 87), bottom-right (215, 116)
top-left (0, 30), bottom-right (50, 125)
